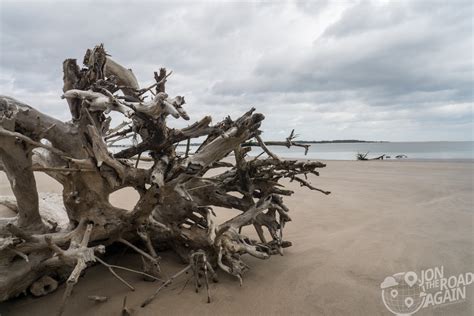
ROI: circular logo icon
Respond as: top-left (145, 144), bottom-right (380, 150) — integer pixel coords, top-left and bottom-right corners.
top-left (381, 272), bottom-right (426, 315)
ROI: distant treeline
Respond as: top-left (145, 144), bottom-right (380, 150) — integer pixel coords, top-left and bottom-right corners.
top-left (296, 140), bottom-right (388, 144)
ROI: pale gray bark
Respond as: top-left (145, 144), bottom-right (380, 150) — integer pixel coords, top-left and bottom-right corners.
top-left (0, 44), bottom-right (329, 312)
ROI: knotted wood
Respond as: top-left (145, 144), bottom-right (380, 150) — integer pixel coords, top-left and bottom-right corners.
top-left (0, 44), bottom-right (328, 312)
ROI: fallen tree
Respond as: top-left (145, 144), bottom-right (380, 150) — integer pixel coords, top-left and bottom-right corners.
top-left (0, 44), bottom-right (329, 313)
top-left (356, 152), bottom-right (385, 160)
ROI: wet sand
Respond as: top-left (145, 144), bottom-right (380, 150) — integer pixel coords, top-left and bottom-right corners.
top-left (0, 160), bottom-right (473, 315)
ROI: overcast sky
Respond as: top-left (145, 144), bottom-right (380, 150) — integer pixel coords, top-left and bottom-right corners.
top-left (1, 0), bottom-right (472, 141)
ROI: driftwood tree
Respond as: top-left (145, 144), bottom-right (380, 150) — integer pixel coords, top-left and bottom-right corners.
top-left (0, 44), bottom-right (328, 312)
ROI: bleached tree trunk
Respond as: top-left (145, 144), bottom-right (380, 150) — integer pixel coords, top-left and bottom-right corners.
top-left (0, 44), bottom-right (328, 312)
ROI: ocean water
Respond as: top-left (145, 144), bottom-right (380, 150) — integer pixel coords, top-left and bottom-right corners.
top-left (179, 141), bottom-right (474, 160)
top-left (262, 141), bottom-right (474, 160)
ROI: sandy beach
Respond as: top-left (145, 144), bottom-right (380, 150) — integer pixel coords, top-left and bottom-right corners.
top-left (0, 160), bottom-right (472, 315)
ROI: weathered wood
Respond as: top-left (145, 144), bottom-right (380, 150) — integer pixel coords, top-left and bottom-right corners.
top-left (105, 57), bottom-right (139, 97)
top-left (0, 44), bottom-right (329, 306)
top-left (242, 129), bottom-right (310, 155)
top-left (0, 133), bottom-right (44, 232)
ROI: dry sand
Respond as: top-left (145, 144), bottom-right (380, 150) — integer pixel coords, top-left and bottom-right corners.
top-left (0, 160), bottom-right (472, 315)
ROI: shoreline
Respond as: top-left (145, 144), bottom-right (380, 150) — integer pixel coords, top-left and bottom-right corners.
top-left (283, 157), bottom-right (474, 163)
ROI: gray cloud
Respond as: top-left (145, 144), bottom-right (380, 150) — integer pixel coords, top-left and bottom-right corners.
top-left (1, 0), bottom-right (472, 141)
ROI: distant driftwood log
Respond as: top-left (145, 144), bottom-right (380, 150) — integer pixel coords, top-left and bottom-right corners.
top-left (0, 44), bottom-right (329, 313)
top-left (356, 152), bottom-right (385, 160)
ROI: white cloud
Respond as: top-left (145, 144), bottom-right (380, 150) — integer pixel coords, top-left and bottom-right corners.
top-left (0, 0), bottom-right (472, 141)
